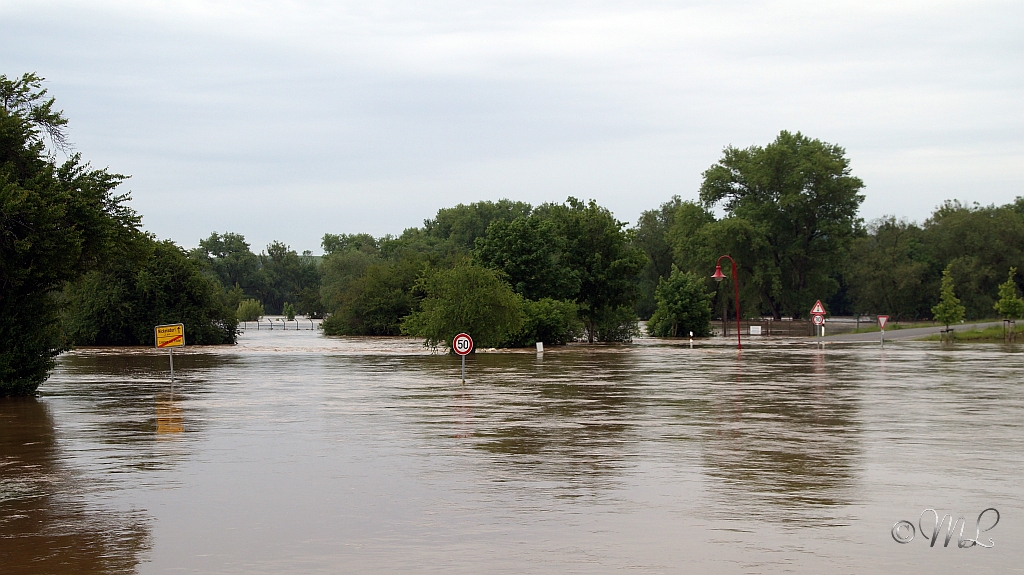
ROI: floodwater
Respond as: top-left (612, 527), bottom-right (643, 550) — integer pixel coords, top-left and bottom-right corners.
top-left (2, 330), bottom-right (1023, 574)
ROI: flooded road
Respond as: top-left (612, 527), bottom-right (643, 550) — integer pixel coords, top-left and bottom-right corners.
top-left (2, 330), bottom-right (1023, 573)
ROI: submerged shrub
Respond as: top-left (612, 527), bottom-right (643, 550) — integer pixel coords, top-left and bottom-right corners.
top-left (401, 262), bottom-right (523, 350)
top-left (504, 298), bottom-right (582, 347)
top-left (237, 299), bottom-right (264, 322)
top-left (647, 266), bottom-right (712, 337)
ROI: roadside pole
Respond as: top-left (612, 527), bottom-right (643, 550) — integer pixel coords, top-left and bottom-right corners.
top-left (877, 315), bottom-right (889, 347)
top-left (811, 300), bottom-right (826, 348)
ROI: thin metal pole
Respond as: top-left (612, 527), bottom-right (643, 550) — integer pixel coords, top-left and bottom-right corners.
top-left (461, 355), bottom-right (466, 383)
top-left (731, 260), bottom-right (741, 350)
top-left (169, 349), bottom-right (175, 382)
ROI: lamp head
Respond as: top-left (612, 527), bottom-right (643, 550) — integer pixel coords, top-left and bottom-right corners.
top-left (711, 265), bottom-right (726, 282)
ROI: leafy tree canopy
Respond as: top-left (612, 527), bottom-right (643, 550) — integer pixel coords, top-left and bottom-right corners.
top-left (1, 73), bottom-right (139, 395)
top-left (540, 197), bottom-right (648, 341)
top-left (191, 232), bottom-right (260, 295)
top-left (921, 200), bottom-right (1024, 319)
top-left (423, 199), bottom-right (532, 251)
top-left (647, 266), bottom-right (713, 337)
top-left (699, 131), bottom-right (864, 319)
top-left (473, 215), bottom-right (578, 301)
top-left (401, 261), bottom-right (524, 350)
top-left (633, 196), bottom-right (684, 319)
top-left (846, 217), bottom-right (929, 321)
top-left (505, 298), bottom-right (582, 347)
top-left (62, 238), bottom-right (238, 346)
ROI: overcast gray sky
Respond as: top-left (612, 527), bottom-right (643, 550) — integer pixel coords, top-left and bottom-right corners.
top-left (3, 0), bottom-right (1021, 253)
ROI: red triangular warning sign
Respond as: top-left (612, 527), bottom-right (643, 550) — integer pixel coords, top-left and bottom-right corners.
top-left (877, 315), bottom-right (889, 330)
top-left (810, 300), bottom-right (825, 315)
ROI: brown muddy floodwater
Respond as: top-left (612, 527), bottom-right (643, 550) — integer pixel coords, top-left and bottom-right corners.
top-left (2, 329), bottom-right (1023, 574)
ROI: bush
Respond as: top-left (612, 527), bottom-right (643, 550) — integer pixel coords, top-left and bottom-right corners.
top-left (401, 262), bottom-right (524, 350)
top-left (237, 299), bottom-right (264, 322)
top-left (647, 266), bottom-right (713, 337)
top-left (505, 298), bottom-right (582, 347)
top-left (283, 302), bottom-right (296, 321)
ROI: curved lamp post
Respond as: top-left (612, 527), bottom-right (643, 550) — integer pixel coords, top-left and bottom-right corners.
top-left (712, 255), bottom-right (742, 350)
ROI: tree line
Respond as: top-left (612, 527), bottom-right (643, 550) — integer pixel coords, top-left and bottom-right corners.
top-left (5, 72), bottom-right (1024, 397)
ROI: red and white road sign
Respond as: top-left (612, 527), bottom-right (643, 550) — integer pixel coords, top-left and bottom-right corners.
top-left (810, 300), bottom-right (826, 315)
top-left (452, 333), bottom-right (474, 356)
top-left (812, 314), bottom-right (825, 326)
top-left (877, 315), bottom-right (889, 330)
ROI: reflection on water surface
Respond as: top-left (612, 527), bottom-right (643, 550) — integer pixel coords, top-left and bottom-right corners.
top-left (0, 398), bottom-right (150, 574)
top-left (2, 331), bottom-right (1022, 573)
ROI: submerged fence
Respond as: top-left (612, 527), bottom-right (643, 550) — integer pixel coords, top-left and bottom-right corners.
top-left (710, 316), bottom-right (885, 337)
top-left (239, 317), bottom-right (323, 332)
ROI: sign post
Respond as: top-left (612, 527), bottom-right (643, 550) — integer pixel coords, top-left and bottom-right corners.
top-left (155, 323), bottom-right (185, 381)
top-left (452, 333), bottom-right (473, 383)
top-left (877, 315), bottom-right (889, 346)
top-left (810, 300), bottom-right (826, 343)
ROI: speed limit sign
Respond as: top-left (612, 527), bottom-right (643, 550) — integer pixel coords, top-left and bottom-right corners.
top-left (812, 314), bottom-right (824, 326)
top-left (453, 333), bottom-right (473, 383)
top-left (453, 333), bottom-right (473, 356)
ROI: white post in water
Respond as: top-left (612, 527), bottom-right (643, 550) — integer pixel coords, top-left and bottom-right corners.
top-left (536, 341), bottom-right (544, 353)
top-left (169, 349), bottom-right (174, 382)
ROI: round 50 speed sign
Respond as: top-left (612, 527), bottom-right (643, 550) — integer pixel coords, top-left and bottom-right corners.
top-left (452, 333), bottom-right (474, 356)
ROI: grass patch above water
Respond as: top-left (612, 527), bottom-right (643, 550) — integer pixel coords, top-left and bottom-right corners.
top-left (844, 320), bottom-right (937, 334)
top-left (920, 324), bottom-right (1023, 342)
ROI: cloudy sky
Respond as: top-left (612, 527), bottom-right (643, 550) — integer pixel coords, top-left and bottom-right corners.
top-left (3, 0), bottom-right (1021, 253)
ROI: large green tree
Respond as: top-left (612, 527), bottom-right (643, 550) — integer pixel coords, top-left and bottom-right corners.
top-left (540, 198), bottom-right (647, 341)
top-left (699, 131), bottom-right (864, 319)
top-left (1, 73), bottom-right (138, 395)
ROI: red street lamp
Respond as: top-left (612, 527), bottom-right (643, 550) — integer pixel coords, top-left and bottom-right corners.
top-left (712, 255), bottom-right (742, 350)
